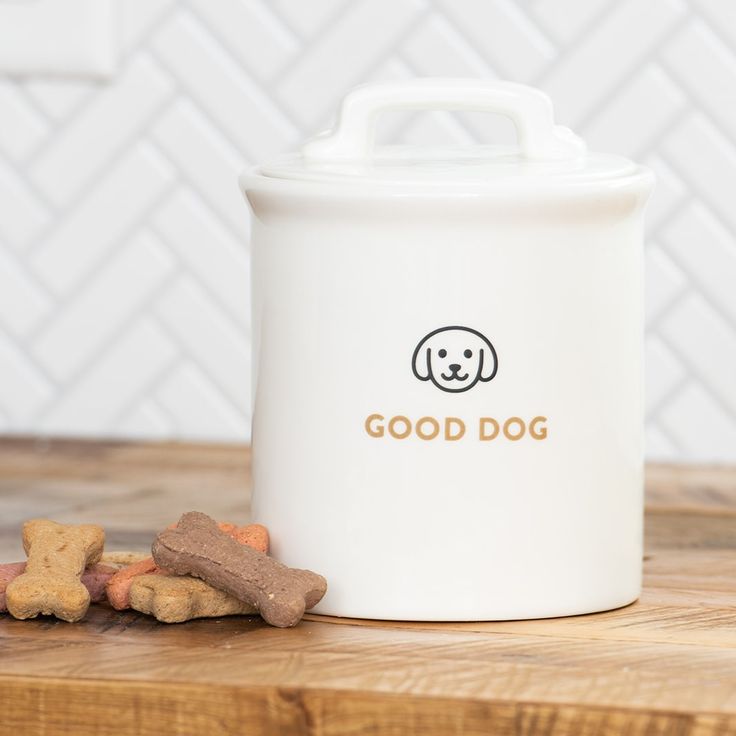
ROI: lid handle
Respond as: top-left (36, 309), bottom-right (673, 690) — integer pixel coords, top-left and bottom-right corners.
top-left (302, 79), bottom-right (585, 162)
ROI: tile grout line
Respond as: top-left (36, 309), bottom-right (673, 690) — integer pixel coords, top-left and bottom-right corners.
top-left (654, 157), bottom-right (736, 335)
top-left (171, 4), bottom-right (302, 142)
top-left (648, 415), bottom-right (686, 458)
top-left (106, 353), bottom-right (182, 436)
top-left (21, 0), bottom-right (184, 169)
top-left (655, 328), bottom-right (736, 430)
top-left (144, 47), bottom-right (267, 163)
top-left (23, 178), bottom-right (181, 344)
top-left (147, 314), bottom-right (251, 428)
top-left (148, 219), bottom-right (251, 334)
top-left (23, 86), bottom-right (180, 256)
top-left (559, 11), bottom-right (693, 132)
top-left (269, 0), bottom-right (376, 87)
top-left (656, 55), bottom-right (736, 163)
top-left (27, 229), bottom-right (183, 429)
top-left (143, 137), bottom-right (250, 254)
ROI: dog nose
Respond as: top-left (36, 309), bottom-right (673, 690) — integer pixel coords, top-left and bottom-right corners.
top-left (449, 363), bottom-right (461, 372)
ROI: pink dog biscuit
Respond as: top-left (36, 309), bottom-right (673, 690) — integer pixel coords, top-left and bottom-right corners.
top-left (106, 522), bottom-right (269, 610)
top-left (6, 520), bottom-right (105, 622)
top-left (80, 563), bottom-right (119, 603)
top-left (0, 563), bottom-right (25, 613)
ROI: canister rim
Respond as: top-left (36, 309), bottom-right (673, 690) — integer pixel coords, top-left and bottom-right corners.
top-left (243, 152), bottom-right (653, 199)
top-left (249, 146), bottom-right (642, 190)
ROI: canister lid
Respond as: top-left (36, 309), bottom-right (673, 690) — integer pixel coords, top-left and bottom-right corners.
top-left (246, 79), bottom-right (647, 193)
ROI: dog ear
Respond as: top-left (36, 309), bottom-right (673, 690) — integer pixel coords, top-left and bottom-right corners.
top-left (478, 337), bottom-right (498, 382)
top-left (411, 340), bottom-right (432, 381)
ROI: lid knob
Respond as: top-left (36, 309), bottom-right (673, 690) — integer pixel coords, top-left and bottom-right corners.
top-left (302, 78), bottom-right (586, 162)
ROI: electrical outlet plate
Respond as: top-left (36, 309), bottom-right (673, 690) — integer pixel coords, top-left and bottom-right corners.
top-left (0, 0), bottom-right (116, 78)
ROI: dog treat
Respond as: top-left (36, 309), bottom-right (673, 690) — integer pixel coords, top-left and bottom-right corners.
top-left (173, 521), bottom-right (269, 553)
top-left (229, 523), bottom-right (269, 554)
top-left (106, 557), bottom-right (161, 610)
top-left (80, 563), bottom-right (119, 602)
top-left (6, 520), bottom-right (105, 622)
top-left (0, 563), bottom-right (25, 612)
top-left (1, 560), bottom-right (118, 613)
top-left (101, 551), bottom-right (150, 566)
top-left (107, 522), bottom-right (270, 610)
top-left (129, 574), bottom-right (258, 623)
top-left (2, 569), bottom-right (113, 615)
top-left (152, 512), bottom-right (327, 628)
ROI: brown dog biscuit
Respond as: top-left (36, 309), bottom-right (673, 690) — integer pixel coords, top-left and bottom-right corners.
top-left (106, 522), bottom-right (269, 610)
top-left (1, 562), bottom-right (116, 613)
top-left (129, 574), bottom-right (258, 623)
top-left (152, 512), bottom-right (327, 628)
top-left (6, 520), bottom-right (105, 622)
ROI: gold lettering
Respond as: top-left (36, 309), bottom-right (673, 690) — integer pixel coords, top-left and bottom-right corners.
top-left (445, 417), bottom-right (465, 441)
top-left (416, 416), bottom-right (440, 441)
top-left (503, 417), bottom-right (525, 441)
top-left (479, 417), bottom-right (500, 441)
top-left (365, 414), bottom-right (384, 438)
top-left (388, 415), bottom-right (411, 439)
top-left (529, 416), bottom-right (547, 440)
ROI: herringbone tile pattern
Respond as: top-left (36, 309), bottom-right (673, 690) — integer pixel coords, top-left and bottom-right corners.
top-left (0, 0), bottom-right (734, 461)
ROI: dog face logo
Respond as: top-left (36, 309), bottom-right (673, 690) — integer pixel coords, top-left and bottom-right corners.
top-left (411, 326), bottom-right (498, 394)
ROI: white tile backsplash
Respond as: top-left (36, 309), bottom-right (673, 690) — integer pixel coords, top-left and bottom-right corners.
top-left (0, 0), bottom-right (735, 462)
top-left (0, 0), bottom-right (116, 78)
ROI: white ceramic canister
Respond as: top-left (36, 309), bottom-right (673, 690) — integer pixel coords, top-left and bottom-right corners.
top-left (241, 79), bottom-right (654, 621)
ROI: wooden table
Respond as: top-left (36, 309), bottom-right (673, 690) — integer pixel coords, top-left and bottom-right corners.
top-left (0, 438), bottom-right (735, 735)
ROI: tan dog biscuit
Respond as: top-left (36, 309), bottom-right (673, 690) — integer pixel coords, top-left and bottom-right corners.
top-left (6, 520), bottom-right (105, 622)
top-left (1, 562), bottom-right (116, 612)
top-left (129, 574), bottom-right (258, 623)
top-left (106, 522), bottom-right (269, 610)
top-left (101, 551), bottom-right (150, 566)
top-left (152, 512), bottom-right (327, 628)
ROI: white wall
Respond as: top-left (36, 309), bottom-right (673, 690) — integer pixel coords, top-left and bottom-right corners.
top-left (0, 0), bottom-right (735, 462)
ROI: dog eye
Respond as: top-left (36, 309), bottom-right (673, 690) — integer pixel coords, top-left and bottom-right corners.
top-left (438, 349), bottom-right (447, 358)
top-left (464, 349), bottom-right (473, 358)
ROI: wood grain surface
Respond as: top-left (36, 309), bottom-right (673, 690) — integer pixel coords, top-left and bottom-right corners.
top-left (0, 438), bottom-right (735, 736)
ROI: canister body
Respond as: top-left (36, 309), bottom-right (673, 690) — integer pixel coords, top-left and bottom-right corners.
top-left (248, 187), bottom-right (647, 620)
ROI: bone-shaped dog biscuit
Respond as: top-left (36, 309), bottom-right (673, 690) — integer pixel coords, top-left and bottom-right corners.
top-left (101, 551), bottom-right (150, 566)
top-left (129, 574), bottom-right (258, 623)
top-left (106, 557), bottom-right (160, 610)
top-left (0, 563), bottom-right (25, 613)
top-left (0, 561), bottom-right (117, 613)
top-left (106, 522), bottom-right (270, 610)
top-left (225, 523), bottom-right (269, 553)
top-left (152, 512), bottom-right (327, 628)
top-left (6, 520), bottom-right (105, 622)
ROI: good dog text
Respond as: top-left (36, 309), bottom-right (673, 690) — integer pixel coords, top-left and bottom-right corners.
top-left (365, 414), bottom-right (547, 442)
